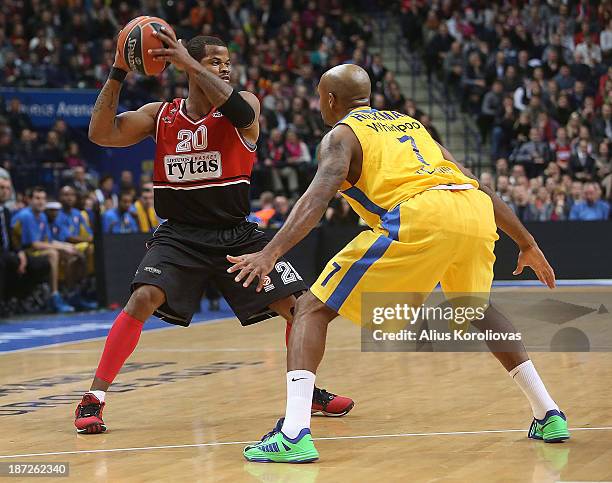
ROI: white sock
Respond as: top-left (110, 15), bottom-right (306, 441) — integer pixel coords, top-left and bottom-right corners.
top-left (509, 360), bottom-right (558, 420)
top-left (281, 370), bottom-right (315, 439)
top-left (88, 390), bottom-right (106, 403)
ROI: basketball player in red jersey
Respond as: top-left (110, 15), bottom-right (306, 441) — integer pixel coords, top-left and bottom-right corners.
top-left (74, 28), bottom-right (353, 434)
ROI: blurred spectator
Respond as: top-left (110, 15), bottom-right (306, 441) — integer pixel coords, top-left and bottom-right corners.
top-left (119, 170), bottom-right (135, 192)
top-left (131, 182), bottom-right (160, 233)
top-left (570, 139), bottom-right (596, 181)
top-left (250, 191), bottom-right (276, 228)
top-left (479, 80), bottom-right (504, 142)
top-left (496, 175), bottom-right (513, 205)
top-left (70, 166), bottom-right (95, 198)
top-left (55, 185), bottom-right (97, 310)
top-left (550, 127), bottom-right (572, 174)
top-left (268, 196), bottom-right (291, 229)
top-left (39, 131), bottom-right (64, 169)
top-left (550, 188), bottom-right (570, 221)
top-left (569, 182), bottom-right (610, 220)
top-left (95, 175), bottom-right (118, 210)
top-left (102, 191), bottom-right (139, 234)
top-left (65, 142), bottom-right (86, 169)
top-left (6, 98), bottom-right (32, 134)
top-left (0, 175), bottom-right (50, 315)
top-left (510, 127), bottom-right (552, 178)
top-left (11, 187), bottom-right (78, 312)
top-left (325, 194), bottom-right (360, 225)
top-left (529, 187), bottom-right (553, 222)
top-left (55, 186), bottom-right (93, 244)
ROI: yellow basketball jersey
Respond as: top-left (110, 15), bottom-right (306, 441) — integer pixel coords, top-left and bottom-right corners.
top-left (337, 106), bottom-right (478, 229)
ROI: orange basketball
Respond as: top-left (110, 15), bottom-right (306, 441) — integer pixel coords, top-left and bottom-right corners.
top-left (117, 16), bottom-right (175, 76)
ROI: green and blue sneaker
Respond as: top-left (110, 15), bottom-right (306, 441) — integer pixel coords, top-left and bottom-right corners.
top-left (528, 409), bottom-right (570, 443)
top-left (244, 418), bottom-right (319, 463)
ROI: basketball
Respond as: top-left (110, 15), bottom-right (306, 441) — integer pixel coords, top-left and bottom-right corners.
top-left (117, 16), bottom-right (174, 76)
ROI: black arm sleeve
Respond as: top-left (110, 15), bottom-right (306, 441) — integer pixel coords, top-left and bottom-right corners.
top-left (218, 90), bottom-right (256, 129)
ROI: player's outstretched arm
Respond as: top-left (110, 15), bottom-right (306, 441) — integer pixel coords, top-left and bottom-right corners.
top-left (227, 125), bottom-right (355, 291)
top-left (436, 141), bottom-right (556, 289)
top-left (88, 38), bottom-right (161, 147)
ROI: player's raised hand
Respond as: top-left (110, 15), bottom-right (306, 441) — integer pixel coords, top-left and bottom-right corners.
top-left (513, 244), bottom-right (556, 289)
top-left (148, 27), bottom-right (194, 72)
top-left (227, 252), bottom-right (277, 292)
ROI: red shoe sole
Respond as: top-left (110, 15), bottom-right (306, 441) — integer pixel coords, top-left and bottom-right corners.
top-left (312, 400), bottom-right (355, 417)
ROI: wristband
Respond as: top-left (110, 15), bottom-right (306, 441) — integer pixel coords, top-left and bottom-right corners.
top-left (109, 67), bottom-right (128, 82)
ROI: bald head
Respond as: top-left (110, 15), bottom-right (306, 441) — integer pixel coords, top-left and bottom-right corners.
top-left (318, 64), bottom-right (372, 126)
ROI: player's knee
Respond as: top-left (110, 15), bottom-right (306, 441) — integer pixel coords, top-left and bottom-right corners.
top-left (295, 292), bottom-right (331, 324)
top-left (128, 285), bottom-right (165, 313)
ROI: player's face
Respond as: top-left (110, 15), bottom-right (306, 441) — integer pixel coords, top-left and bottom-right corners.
top-left (30, 191), bottom-right (46, 213)
top-left (201, 46), bottom-right (231, 83)
top-left (59, 188), bottom-right (76, 208)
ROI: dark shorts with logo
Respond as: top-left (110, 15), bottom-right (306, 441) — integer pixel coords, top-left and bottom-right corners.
top-left (131, 220), bottom-right (306, 326)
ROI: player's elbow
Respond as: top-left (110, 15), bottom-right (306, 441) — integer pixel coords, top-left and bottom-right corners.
top-left (88, 126), bottom-right (106, 146)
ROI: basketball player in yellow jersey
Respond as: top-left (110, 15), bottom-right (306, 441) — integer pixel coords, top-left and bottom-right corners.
top-left (229, 65), bottom-right (569, 463)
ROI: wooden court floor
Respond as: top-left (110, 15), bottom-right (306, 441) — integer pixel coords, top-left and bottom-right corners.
top-left (1, 292), bottom-right (612, 482)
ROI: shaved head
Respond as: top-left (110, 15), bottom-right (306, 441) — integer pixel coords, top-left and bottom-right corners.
top-left (318, 64), bottom-right (372, 126)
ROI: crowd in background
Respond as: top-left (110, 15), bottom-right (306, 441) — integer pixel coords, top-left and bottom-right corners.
top-left (404, 0), bottom-right (611, 221)
top-left (0, 0), bottom-right (611, 315)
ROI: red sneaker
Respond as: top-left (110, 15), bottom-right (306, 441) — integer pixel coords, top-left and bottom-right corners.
top-left (311, 387), bottom-right (354, 417)
top-left (74, 393), bottom-right (107, 434)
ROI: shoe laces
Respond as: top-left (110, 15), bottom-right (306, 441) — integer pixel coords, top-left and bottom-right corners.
top-left (78, 396), bottom-right (102, 418)
top-left (259, 417), bottom-right (284, 442)
top-left (313, 387), bottom-right (335, 404)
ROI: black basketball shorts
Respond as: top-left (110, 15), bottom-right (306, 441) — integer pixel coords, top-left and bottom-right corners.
top-left (131, 220), bottom-right (306, 326)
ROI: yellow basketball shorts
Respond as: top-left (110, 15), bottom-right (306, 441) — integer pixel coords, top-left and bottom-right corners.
top-left (311, 189), bottom-right (499, 324)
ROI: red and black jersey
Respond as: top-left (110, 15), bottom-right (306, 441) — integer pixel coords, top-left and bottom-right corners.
top-left (153, 98), bottom-right (257, 227)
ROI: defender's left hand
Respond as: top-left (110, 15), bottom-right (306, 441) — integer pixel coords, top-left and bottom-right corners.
top-left (513, 244), bottom-right (556, 289)
top-left (149, 27), bottom-right (194, 72)
top-left (227, 252), bottom-right (277, 292)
